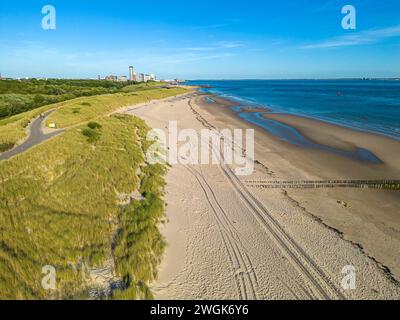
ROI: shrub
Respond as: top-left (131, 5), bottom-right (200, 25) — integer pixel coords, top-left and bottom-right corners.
top-left (33, 94), bottom-right (44, 104)
top-left (88, 121), bottom-right (102, 130)
top-left (81, 102), bottom-right (91, 106)
top-left (21, 119), bottom-right (31, 128)
top-left (0, 142), bottom-right (14, 152)
top-left (82, 128), bottom-right (101, 143)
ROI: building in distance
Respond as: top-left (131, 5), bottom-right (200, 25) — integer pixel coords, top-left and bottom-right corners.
top-left (103, 67), bottom-right (157, 83)
top-left (137, 73), bottom-right (145, 82)
top-left (105, 75), bottom-right (118, 81)
top-left (129, 66), bottom-right (135, 81)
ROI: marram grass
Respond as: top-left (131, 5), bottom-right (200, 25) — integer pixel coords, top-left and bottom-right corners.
top-left (0, 87), bottom-right (187, 151)
top-left (0, 87), bottom-right (187, 299)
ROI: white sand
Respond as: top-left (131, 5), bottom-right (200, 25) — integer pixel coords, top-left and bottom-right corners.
top-left (124, 92), bottom-right (400, 300)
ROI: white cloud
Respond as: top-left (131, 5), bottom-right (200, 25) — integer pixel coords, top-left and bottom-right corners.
top-left (218, 41), bottom-right (244, 48)
top-left (181, 41), bottom-right (244, 52)
top-left (301, 25), bottom-right (400, 49)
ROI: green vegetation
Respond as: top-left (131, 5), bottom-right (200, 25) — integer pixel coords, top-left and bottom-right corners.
top-left (0, 85), bottom-right (191, 299)
top-left (0, 99), bottom-right (74, 151)
top-left (121, 81), bottom-right (168, 93)
top-left (45, 88), bottom-right (184, 129)
top-left (82, 128), bottom-right (101, 143)
top-left (0, 79), bottom-right (133, 119)
top-left (0, 142), bottom-right (14, 152)
top-left (82, 121), bottom-right (103, 143)
top-left (112, 165), bottom-right (167, 300)
top-left (0, 113), bottom-right (167, 299)
top-left (88, 121), bottom-right (102, 130)
top-left (0, 86), bottom-right (186, 153)
top-left (112, 200), bottom-right (163, 299)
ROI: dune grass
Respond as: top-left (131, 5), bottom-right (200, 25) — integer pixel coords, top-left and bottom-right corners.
top-left (112, 162), bottom-right (167, 300)
top-left (0, 86), bottom-right (190, 299)
top-left (45, 88), bottom-right (185, 129)
top-left (0, 113), bottom-right (167, 299)
top-left (0, 87), bottom-right (187, 152)
top-left (121, 81), bottom-right (168, 92)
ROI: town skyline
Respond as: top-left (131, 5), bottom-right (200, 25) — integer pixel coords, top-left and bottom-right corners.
top-left (101, 66), bottom-right (158, 83)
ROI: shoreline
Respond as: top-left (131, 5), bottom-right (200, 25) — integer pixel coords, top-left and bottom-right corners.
top-left (261, 112), bottom-right (400, 169)
top-left (194, 79), bottom-right (400, 142)
top-left (195, 94), bottom-right (400, 280)
top-left (126, 92), bottom-right (400, 299)
top-left (203, 90), bottom-right (400, 143)
top-left (128, 90), bottom-right (400, 300)
top-left (199, 93), bottom-right (400, 179)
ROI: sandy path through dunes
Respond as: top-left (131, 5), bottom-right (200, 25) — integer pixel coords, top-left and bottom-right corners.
top-left (124, 93), bottom-right (400, 300)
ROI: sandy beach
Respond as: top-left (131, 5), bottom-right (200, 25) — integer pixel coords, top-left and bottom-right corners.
top-left (125, 91), bottom-right (400, 300)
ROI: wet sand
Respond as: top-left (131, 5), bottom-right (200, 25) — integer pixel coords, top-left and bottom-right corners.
top-left (125, 92), bottom-right (400, 300)
top-left (197, 94), bottom-right (400, 281)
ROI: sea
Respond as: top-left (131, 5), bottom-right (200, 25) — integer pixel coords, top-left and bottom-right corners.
top-left (187, 79), bottom-right (400, 141)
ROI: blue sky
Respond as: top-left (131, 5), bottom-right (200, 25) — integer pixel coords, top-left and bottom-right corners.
top-left (0, 0), bottom-right (399, 79)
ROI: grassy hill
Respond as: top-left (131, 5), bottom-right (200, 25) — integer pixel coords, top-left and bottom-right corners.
top-left (0, 86), bottom-right (189, 299)
top-left (0, 86), bottom-right (184, 153)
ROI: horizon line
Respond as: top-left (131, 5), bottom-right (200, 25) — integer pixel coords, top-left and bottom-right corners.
top-left (1, 77), bottom-right (400, 81)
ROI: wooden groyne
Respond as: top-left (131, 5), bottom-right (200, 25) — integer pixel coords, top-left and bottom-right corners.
top-left (244, 179), bottom-right (400, 190)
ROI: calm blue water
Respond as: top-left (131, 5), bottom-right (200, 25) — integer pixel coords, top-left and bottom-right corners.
top-left (187, 80), bottom-right (400, 140)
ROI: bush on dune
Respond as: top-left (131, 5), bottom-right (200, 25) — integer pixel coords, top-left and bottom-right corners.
top-left (82, 128), bottom-right (101, 143)
top-left (88, 121), bottom-right (102, 130)
top-left (0, 142), bottom-right (14, 152)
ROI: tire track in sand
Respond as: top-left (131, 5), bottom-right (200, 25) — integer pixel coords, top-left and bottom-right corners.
top-left (184, 165), bottom-right (259, 300)
top-left (188, 97), bottom-right (346, 300)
